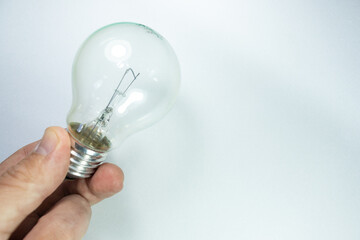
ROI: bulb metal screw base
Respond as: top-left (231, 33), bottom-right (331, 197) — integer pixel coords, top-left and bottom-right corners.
top-left (66, 135), bottom-right (108, 179)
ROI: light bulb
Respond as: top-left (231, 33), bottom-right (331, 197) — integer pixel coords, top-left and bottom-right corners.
top-left (66, 22), bottom-right (180, 179)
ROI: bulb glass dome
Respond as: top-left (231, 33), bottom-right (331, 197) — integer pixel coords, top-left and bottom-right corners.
top-left (66, 22), bottom-right (181, 152)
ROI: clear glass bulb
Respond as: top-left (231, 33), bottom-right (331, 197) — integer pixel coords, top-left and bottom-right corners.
top-left (66, 22), bottom-right (180, 178)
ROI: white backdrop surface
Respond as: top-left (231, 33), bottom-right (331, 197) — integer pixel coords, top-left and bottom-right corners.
top-left (0, 0), bottom-right (359, 239)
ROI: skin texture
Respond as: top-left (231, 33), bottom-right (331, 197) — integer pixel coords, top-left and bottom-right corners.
top-left (0, 127), bottom-right (124, 240)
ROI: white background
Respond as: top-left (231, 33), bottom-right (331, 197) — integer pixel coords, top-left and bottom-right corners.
top-left (1, 0), bottom-right (360, 239)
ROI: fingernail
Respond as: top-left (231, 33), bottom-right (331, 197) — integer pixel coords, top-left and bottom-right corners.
top-left (35, 129), bottom-right (59, 155)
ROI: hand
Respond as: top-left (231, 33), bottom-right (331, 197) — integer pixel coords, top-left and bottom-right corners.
top-left (0, 127), bottom-right (124, 240)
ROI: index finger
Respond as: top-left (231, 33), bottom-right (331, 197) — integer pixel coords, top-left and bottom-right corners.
top-left (0, 127), bottom-right (70, 238)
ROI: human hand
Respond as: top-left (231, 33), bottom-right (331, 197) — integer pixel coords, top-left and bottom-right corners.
top-left (0, 127), bottom-right (124, 240)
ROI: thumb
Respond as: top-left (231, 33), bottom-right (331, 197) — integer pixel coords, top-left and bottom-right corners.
top-left (0, 127), bottom-right (70, 238)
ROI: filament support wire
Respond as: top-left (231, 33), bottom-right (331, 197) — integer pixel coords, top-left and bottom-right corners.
top-left (66, 68), bottom-right (139, 179)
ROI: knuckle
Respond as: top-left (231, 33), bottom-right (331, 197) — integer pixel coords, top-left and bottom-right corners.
top-left (66, 195), bottom-right (92, 219)
top-left (36, 196), bottom-right (91, 240)
top-left (4, 154), bottom-right (44, 184)
top-left (36, 216), bottom-right (74, 240)
top-left (22, 144), bottom-right (33, 158)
